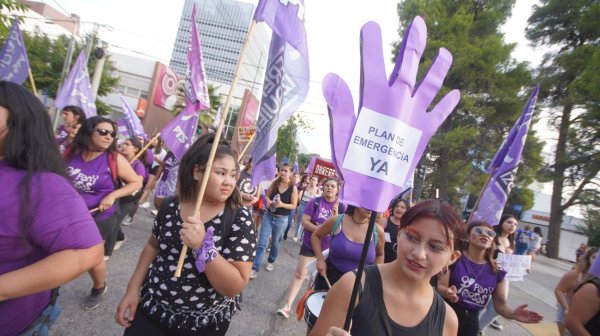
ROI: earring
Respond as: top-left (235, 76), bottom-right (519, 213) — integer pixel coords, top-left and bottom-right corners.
top-left (442, 265), bottom-right (449, 274)
top-left (393, 243), bottom-right (398, 252)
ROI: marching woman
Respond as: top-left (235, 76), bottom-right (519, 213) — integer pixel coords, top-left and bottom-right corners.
top-left (251, 163), bottom-right (298, 277)
top-left (438, 221), bottom-right (542, 336)
top-left (566, 254), bottom-right (600, 335)
top-left (56, 105), bottom-right (86, 143)
top-left (378, 197), bottom-right (410, 263)
top-left (293, 174), bottom-right (321, 241)
top-left (152, 150), bottom-right (178, 214)
top-left (115, 134), bottom-right (256, 335)
top-left (310, 200), bottom-right (465, 336)
top-left (65, 116), bottom-right (142, 309)
top-left (311, 205), bottom-right (385, 291)
top-left (105, 136), bottom-right (149, 257)
top-left (0, 81), bottom-right (103, 335)
top-left (276, 177), bottom-right (345, 318)
top-left (139, 137), bottom-right (167, 209)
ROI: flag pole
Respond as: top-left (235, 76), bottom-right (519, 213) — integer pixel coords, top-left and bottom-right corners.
top-left (466, 167), bottom-right (497, 224)
top-left (27, 68), bottom-right (37, 95)
top-left (175, 20), bottom-right (257, 277)
top-left (238, 132), bottom-right (256, 162)
top-left (130, 133), bottom-right (161, 163)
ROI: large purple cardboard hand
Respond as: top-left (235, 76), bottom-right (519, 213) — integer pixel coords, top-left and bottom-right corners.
top-left (324, 17), bottom-right (460, 212)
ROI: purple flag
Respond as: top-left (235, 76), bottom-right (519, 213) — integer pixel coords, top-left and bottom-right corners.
top-left (55, 52), bottom-right (96, 118)
top-left (251, 0), bottom-right (309, 186)
top-left (161, 4), bottom-right (208, 160)
top-left (590, 251), bottom-right (600, 277)
top-left (117, 95), bottom-right (145, 138)
top-left (212, 105), bottom-right (223, 128)
top-left (293, 160), bottom-right (299, 173)
top-left (471, 86), bottom-right (539, 225)
top-left (306, 155), bottom-right (317, 173)
top-left (0, 16), bottom-right (29, 84)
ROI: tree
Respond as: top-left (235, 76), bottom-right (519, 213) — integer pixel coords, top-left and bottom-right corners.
top-left (0, 1), bottom-right (26, 36)
top-left (526, 0), bottom-right (600, 258)
top-left (276, 113), bottom-right (312, 166)
top-left (394, 0), bottom-right (544, 210)
top-left (580, 208), bottom-right (600, 248)
top-left (172, 82), bottom-right (221, 129)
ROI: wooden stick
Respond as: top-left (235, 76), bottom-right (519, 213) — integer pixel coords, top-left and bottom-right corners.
top-left (28, 68), bottom-right (37, 95)
top-left (130, 133), bottom-right (161, 163)
top-left (175, 20), bottom-right (258, 277)
top-left (466, 167), bottom-right (496, 224)
top-left (324, 274), bottom-right (332, 289)
top-left (238, 132), bottom-right (256, 161)
top-left (89, 207), bottom-right (99, 213)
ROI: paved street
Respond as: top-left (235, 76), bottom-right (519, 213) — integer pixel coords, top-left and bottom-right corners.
top-left (50, 208), bottom-right (572, 336)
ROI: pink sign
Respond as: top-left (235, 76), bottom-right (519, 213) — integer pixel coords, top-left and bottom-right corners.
top-left (153, 63), bottom-right (182, 111)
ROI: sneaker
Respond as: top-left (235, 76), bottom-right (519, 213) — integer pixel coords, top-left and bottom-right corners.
top-left (277, 306), bottom-right (290, 318)
top-left (83, 284), bottom-right (108, 310)
top-left (490, 320), bottom-right (503, 330)
top-left (266, 263), bottom-right (274, 272)
top-left (103, 256), bottom-right (110, 261)
top-left (114, 237), bottom-right (126, 251)
top-left (292, 237), bottom-right (298, 242)
top-left (249, 270), bottom-right (257, 279)
top-left (139, 202), bottom-right (150, 209)
top-left (151, 209), bottom-right (158, 216)
top-left (122, 216), bottom-right (133, 226)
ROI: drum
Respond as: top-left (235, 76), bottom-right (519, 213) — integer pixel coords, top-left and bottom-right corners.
top-left (303, 290), bottom-right (327, 328)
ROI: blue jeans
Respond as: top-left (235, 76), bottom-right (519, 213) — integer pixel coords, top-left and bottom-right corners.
top-left (479, 279), bottom-right (510, 330)
top-left (19, 290), bottom-right (61, 336)
top-left (253, 212), bottom-right (289, 271)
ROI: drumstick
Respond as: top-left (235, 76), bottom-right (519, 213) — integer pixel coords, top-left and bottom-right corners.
top-left (89, 207), bottom-right (99, 213)
top-left (324, 275), bottom-right (332, 289)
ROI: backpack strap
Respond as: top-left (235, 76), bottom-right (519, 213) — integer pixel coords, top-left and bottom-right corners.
top-left (330, 214), bottom-right (344, 236)
top-left (107, 151), bottom-right (119, 187)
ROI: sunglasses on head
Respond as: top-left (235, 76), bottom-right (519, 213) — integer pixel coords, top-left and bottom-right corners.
top-left (93, 128), bottom-right (117, 138)
top-left (473, 227), bottom-right (496, 238)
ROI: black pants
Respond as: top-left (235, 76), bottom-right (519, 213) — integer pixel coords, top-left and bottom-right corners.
top-left (314, 259), bottom-right (346, 291)
top-left (124, 305), bottom-right (229, 336)
top-left (448, 302), bottom-right (480, 336)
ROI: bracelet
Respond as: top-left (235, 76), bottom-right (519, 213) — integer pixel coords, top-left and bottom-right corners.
top-left (193, 227), bottom-right (218, 273)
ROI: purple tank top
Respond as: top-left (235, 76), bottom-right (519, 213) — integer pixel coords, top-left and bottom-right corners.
top-left (328, 220), bottom-right (376, 273)
top-left (160, 152), bottom-right (176, 182)
top-left (302, 197), bottom-right (336, 251)
top-left (67, 152), bottom-right (116, 220)
top-left (55, 124), bottom-right (68, 143)
top-left (449, 255), bottom-right (506, 311)
top-left (131, 159), bottom-right (148, 184)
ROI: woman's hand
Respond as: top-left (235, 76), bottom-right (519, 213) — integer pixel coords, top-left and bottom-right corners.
top-left (115, 290), bottom-right (139, 327)
top-left (180, 215), bottom-right (205, 250)
top-left (327, 326), bottom-right (351, 336)
top-left (445, 285), bottom-right (459, 303)
top-left (512, 304), bottom-right (543, 323)
top-left (316, 258), bottom-right (327, 277)
top-left (99, 194), bottom-right (116, 212)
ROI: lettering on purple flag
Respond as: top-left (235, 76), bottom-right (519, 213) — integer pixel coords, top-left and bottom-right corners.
top-left (117, 95), bottom-right (145, 137)
top-left (471, 86), bottom-right (539, 225)
top-left (161, 104), bottom-right (199, 160)
top-left (212, 105), bottom-right (223, 128)
top-left (55, 52), bottom-right (96, 118)
top-left (184, 4), bottom-right (210, 112)
top-left (251, 0), bottom-right (309, 186)
top-left (0, 16), bottom-right (30, 84)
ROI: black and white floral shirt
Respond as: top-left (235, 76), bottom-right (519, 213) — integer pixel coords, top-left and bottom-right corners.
top-left (140, 200), bottom-right (256, 332)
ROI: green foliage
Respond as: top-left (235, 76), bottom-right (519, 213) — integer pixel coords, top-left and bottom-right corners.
top-left (276, 114), bottom-right (312, 166)
top-left (0, 0), bottom-right (26, 35)
top-left (198, 84), bottom-right (221, 125)
top-left (395, 0), bottom-right (542, 204)
top-left (581, 208), bottom-right (600, 247)
top-left (526, 0), bottom-right (600, 258)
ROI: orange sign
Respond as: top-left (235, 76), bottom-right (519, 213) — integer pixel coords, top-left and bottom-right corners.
top-left (238, 126), bottom-right (256, 142)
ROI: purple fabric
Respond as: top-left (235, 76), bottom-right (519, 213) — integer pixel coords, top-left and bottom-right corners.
top-left (0, 16), bottom-right (29, 84)
top-left (117, 95), bottom-right (145, 138)
top-left (306, 155), bottom-right (316, 173)
top-left (328, 220), bottom-right (376, 273)
top-left (160, 152), bottom-right (176, 182)
top-left (131, 159), bottom-right (148, 184)
top-left (161, 6), bottom-right (209, 161)
top-left (449, 256), bottom-right (506, 311)
top-left (301, 197), bottom-right (335, 252)
top-left (55, 124), bottom-right (68, 143)
top-left (590, 252), bottom-right (600, 278)
top-left (212, 105), bottom-right (223, 128)
top-left (250, 0), bottom-right (309, 187)
top-left (471, 86), bottom-right (539, 225)
top-left (145, 149), bottom-right (154, 168)
top-left (67, 152), bottom-right (116, 220)
top-left (55, 51), bottom-right (96, 118)
top-left (0, 160), bottom-right (101, 335)
top-left (322, 18), bottom-right (459, 212)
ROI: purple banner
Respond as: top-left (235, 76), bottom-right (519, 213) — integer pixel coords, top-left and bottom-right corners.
top-left (212, 105), bottom-right (223, 128)
top-left (55, 52), bottom-right (96, 118)
top-left (161, 4), bottom-right (208, 160)
top-left (471, 86), bottom-right (539, 225)
top-left (251, 0), bottom-right (309, 186)
top-left (117, 95), bottom-right (145, 138)
top-left (0, 16), bottom-right (29, 84)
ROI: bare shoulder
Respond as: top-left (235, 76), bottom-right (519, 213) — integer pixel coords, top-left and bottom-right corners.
top-left (442, 301), bottom-right (458, 336)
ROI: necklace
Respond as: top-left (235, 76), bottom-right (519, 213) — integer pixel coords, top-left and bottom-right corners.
top-left (464, 257), bottom-right (487, 281)
top-left (351, 215), bottom-right (368, 225)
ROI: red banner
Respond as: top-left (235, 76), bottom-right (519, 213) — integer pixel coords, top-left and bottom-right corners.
top-left (312, 158), bottom-right (339, 179)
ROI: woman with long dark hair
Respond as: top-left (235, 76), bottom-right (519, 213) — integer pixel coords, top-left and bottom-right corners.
top-left (116, 134), bottom-right (256, 335)
top-left (438, 221), bottom-right (542, 336)
top-left (250, 163), bottom-right (298, 278)
top-left (378, 197), bottom-right (410, 262)
top-left (56, 105), bottom-right (86, 143)
top-left (0, 81), bottom-right (103, 335)
top-left (66, 116), bottom-right (142, 310)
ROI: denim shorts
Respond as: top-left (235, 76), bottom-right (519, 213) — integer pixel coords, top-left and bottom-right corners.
top-left (19, 289), bottom-right (61, 336)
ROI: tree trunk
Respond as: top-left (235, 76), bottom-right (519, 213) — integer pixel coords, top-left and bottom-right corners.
top-left (547, 104), bottom-right (572, 259)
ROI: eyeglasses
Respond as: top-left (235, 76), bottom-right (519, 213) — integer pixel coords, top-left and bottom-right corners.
top-left (473, 227), bottom-right (496, 238)
top-left (93, 128), bottom-right (117, 138)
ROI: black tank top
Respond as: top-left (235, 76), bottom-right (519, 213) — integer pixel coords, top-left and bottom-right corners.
top-left (351, 265), bottom-right (446, 336)
top-left (269, 183), bottom-right (293, 216)
top-left (384, 218), bottom-right (400, 263)
top-left (578, 278), bottom-right (600, 334)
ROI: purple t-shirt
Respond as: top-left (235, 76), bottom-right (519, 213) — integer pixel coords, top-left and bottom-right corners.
top-left (449, 255), bottom-right (507, 311)
top-left (0, 160), bottom-right (102, 335)
top-left (145, 149), bottom-right (153, 168)
top-left (302, 197), bottom-right (340, 252)
top-left (131, 159), bottom-right (148, 184)
top-left (55, 124), bottom-right (68, 143)
top-left (67, 152), bottom-right (116, 220)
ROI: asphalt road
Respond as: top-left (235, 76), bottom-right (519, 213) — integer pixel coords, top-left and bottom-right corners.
top-left (49, 207), bottom-right (570, 336)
